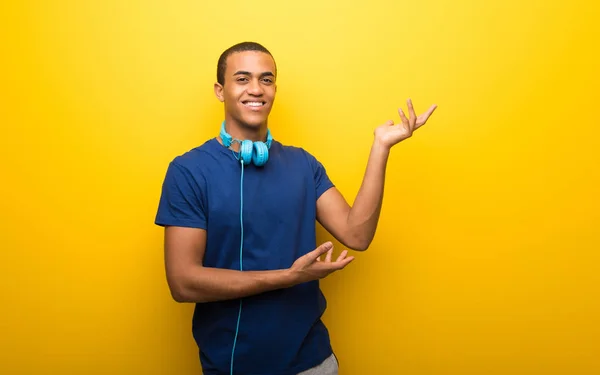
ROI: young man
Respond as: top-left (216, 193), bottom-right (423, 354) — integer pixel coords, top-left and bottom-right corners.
top-left (155, 42), bottom-right (437, 375)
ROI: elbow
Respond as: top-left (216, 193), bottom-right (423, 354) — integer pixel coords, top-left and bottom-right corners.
top-left (167, 276), bottom-right (201, 303)
top-left (169, 283), bottom-right (190, 303)
top-left (349, 242), bottom-right (370, 252)
top-left (344, 234), bottom-right (372, 252)
top-left (340, 220), bottom-right (375, 251)
top-left (171, 285), bottom-right (208, 303)
top-left (170, 289), bottom-right (188, 303)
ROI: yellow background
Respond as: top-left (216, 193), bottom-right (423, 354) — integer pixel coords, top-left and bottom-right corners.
top-left (1, 1), bottom-right (599, 374)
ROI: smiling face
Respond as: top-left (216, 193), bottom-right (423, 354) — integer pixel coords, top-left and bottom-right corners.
top-left (214, 51), bottom-right (277, 131)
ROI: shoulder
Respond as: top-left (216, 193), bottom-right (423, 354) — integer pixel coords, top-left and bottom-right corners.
top-left (273, 141), bottom-right (322, 167)
top-left (169, 138), bottom-right (222, 170)
top-left (164, 138), bottom-right (235, 183)
top-left (275, 143), bottom-right (334, 195)
top-left (160, 138), bottom-right (229, 190)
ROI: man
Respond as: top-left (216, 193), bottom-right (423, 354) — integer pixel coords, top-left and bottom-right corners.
top-left (155, 41), bottom-right (437, 375)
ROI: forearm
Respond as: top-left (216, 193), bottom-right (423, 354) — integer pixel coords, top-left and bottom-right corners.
top-left (173, 265), bottom-right (296, 303)
top-left (347, 140), bottom-right (390, 248)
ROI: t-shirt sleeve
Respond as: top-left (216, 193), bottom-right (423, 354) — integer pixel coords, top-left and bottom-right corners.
top-left (154, 160), bottom-right (207, 229)
top-left (305, 151), bottom-right (335, 199)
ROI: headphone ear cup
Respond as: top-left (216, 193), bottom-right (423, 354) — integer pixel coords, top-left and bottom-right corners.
top-left (239, 140), bottom-right (254, 165)
top-left (252, 142), bottom-right (269, 167)
top-left (220, 121), bottom-right (232, 147)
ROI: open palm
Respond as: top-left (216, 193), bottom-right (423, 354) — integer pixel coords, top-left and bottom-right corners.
top-left (375, 99), bottom-right (437, 148)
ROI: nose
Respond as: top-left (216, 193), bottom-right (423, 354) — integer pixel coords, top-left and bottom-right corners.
top-left (246, 78), bottom-right (264, 96)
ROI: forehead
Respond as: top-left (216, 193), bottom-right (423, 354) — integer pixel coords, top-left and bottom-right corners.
top-left (225, 51), bottom-right (276, 75)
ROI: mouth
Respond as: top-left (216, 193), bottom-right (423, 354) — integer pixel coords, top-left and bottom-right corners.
top-left (242, 100), bottom-right (267, 110)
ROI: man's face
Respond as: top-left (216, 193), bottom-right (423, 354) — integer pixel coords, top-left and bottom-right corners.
top-left (215, 51), bottom-right (277, 130)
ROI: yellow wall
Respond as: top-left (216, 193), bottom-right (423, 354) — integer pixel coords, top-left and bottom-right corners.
top-left (1, 1), bottom-right (598, 374)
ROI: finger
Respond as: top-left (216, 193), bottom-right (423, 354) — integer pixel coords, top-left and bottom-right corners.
top-left (320, 255), bottom-right (354, 274)
top-left (336, 255), bottom-right (355, 269)
top-left (325, 248), bottom-right (333, 263)
top-left (425, 104), bottom-right (438, 116)
top-left (336, 250), bottom-right (348, 262)
top-left (316, 256), bottom-right (321, 262)
top-left (320, 256), bottom-right (354, 273)
top-left (398, 108), bottom-right (409, 126)
top-left (407, 98), bottom-right (417, 118)
top-left (407, 98), bottom-right (417, 129)
top-left (421, 104), bottom-right (438, 119)
top-left (311, 241), bottom-right (333, 260)
top-left (415, 104), bottom-right (438, 128)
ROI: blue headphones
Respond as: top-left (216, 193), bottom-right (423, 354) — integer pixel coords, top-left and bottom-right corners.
top-left (220, 120), bottom-right (273, 167)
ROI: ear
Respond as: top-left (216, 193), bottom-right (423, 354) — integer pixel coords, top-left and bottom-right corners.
top-left (214, 83), bottom-right (224, 102)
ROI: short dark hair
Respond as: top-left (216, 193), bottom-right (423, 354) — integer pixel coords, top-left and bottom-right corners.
top-left (216, 41), bottom-right (276, 85)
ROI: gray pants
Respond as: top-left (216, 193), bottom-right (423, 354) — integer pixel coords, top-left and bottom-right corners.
top-left (297, 353), bottom-right (339, 375)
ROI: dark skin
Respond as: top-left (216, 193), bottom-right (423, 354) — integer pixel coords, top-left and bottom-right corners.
top-left (213, 51), bottom-right (277, 147)
top-left (164, 50), bottom-right (437, 303)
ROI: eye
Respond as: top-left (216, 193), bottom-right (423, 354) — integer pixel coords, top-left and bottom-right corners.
top-left (237, 77), bottom-right (249, 82)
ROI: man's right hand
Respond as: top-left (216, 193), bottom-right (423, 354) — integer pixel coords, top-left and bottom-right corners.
top-left (288, 242), bottom-right (355, 284)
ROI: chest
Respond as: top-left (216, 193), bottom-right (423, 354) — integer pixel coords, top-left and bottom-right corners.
top-left (205, 157), bottom-right (315, 231)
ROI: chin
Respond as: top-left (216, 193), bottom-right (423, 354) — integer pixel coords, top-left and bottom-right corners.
top-left (240, 115), bottom-right (269, 129)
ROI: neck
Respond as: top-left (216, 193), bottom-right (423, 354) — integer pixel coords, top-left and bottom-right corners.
top-left (218, 118), bottom-right (269, 152)
top-left (225, 118), bottom-right (268, 141)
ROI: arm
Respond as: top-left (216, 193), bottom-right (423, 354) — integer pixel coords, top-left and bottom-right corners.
top-left (164, 226), bottom-right (353, 303)
top-left (317, 99), bottom-right (437, 251)
top-left (165, 226), bottom-right (293, 303)
top-left (317, 141), bottom-right (389, 251)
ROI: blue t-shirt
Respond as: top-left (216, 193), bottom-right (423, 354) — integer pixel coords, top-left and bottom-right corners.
top-left (155, 137), bottom-right (336, 375)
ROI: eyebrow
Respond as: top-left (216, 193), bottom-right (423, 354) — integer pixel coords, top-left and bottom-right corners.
top-left (233, 71), bottom-right (275, 78)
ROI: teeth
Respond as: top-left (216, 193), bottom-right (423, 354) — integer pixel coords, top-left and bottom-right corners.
top-left (245, 102), bottom-right (263, 107)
